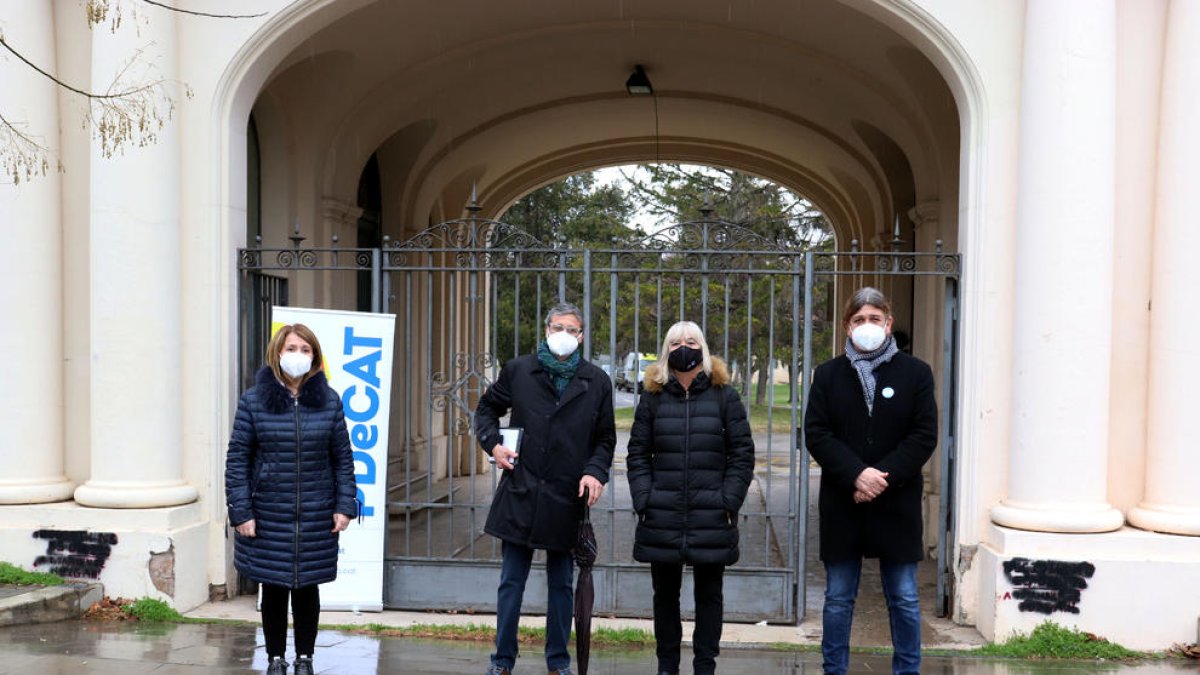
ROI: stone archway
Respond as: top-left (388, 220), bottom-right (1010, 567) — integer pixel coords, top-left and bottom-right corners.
top-left (211, 0), bottom-right (989, 621)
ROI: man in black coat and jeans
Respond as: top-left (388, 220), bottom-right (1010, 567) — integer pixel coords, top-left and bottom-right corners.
top-left (804, 287), bottom-right (938, 675)
top-left (476, 302), bottom-right (616, 675)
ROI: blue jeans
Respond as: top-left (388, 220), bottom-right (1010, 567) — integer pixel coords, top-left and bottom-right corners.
top-left (491, 541), bottom-right (575, 671)
top-left (822, 559), bottom-right (920, 675)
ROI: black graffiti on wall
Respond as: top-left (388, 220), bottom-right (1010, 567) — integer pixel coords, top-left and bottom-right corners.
top-left (31, 530), bottom-right (118, 579)
top-left (1002, 557), bottom-right (1095, 614)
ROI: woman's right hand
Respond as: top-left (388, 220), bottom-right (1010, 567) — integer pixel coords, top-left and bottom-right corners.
top-left (235, 519), bottom-right (257, 537)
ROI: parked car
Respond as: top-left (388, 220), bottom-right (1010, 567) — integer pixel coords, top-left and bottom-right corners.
top-left (615, 352), bottom-right (657, 392)
top-left (591, 353), bottom-right (614, 380)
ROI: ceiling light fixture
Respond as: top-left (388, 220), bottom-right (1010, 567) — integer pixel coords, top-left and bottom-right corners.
top-left (625, 64), bottom-right (653, 96)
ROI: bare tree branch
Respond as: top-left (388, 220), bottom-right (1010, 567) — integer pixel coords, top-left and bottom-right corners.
top-left (139, 0), bottom-right (267, 19)
top-left (0, 37), bottom-right (161, 100)
top-left (0, 0), bottom-right (236, 181)
top-left (0, 111), bottom-right (55, 184)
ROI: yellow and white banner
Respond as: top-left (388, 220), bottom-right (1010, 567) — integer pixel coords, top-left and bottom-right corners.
top-left (272, 306), bottom-right (395, 612)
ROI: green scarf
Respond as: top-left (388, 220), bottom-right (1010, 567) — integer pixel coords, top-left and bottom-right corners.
top-left (537, 340), bottom-right (580, 398)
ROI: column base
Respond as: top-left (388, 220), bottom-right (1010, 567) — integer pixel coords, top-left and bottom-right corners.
top-left (991, 500), bottom-right (1124, 533)
top-left (1127, 503), bottom-right (1200, 536)
top-left (0, 477), bottom-right (75, 505)
top-left (0, 501), bottom-right (210, 611)
top-left (978, 524), bottom-right (1200, 651)
top-left (74, 480), bottom-right (197, 509)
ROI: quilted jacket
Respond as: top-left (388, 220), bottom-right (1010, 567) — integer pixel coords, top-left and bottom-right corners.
top-left (225, 367), bottom-right (357, 588)
top-left (626, 358), bottom-right (755, 566)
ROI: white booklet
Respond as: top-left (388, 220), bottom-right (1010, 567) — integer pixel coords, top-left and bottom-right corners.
top-left (487, 427), bottom-right (523, 464)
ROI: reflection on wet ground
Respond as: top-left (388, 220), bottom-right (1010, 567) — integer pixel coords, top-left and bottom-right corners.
top-left (0, 620), bottom-right (1194, 674)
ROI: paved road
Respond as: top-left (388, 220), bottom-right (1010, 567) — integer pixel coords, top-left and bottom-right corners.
top-left (614, 389), bottom-right (637, 408)
top-left (0, 620), bottom-right (1192, 674)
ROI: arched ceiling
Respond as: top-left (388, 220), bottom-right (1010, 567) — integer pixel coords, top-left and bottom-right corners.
top-left (254, 0), bottom-right (959, 247)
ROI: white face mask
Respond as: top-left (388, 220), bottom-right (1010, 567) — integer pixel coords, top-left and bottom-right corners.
top-left (279, 352), bottom-right (313, 379)
top-left (546, 331), bottom-right (580, 357)
top-left (851, 323), bottom-right (887, 352)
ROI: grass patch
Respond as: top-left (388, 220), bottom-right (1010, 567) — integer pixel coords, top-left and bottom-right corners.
top-left (97, 607), bottom-right (654, 649)
top-left (613, 406), bottom-right (634, 430)
top-left (85, 596), bottom-right (185, 622)
top-left (124, 598), bottom-right (184, 622)
top-left (591, 626), bottom-right (654, 647)
top-left (0, 561), bottom-right (65, 586)
top-left (84, 604), bottom-right (1174, 663)
top-left (765, 642), bottom-right (821, 653)
top-left (976, 621), bottom-right (1142, 660)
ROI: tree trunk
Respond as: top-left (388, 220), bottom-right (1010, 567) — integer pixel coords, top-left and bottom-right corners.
top-left (755, 356), bottom-right (770, 406)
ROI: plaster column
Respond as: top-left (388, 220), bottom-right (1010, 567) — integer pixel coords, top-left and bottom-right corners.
top-left (322, 198), bottom-right (363, 243)
top-left (322, 198), bottom-right (364, 311)
top-left (991, 0), bottom-right (1123, 533)
top-left (1107, 0), bottom-right (1167, 513)
top-left (1128, 0), bottom-right (1200, 536)
top-left (73, 8), bottom-right (196, 508)
top-left (0, 3), bottom-right (75, 503)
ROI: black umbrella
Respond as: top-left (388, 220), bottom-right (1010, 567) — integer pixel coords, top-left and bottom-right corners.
top-left (571, 491), bottom-right (598, 675)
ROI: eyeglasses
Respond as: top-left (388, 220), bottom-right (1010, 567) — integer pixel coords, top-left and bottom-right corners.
top-left (548, 324), bottom-right (581, 336)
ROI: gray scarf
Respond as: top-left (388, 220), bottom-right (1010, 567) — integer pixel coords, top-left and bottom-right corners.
top-left (845, 336), bottom-right (899, 415)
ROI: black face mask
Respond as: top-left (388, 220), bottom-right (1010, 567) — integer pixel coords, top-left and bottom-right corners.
top-left (668, 345), bottom-right (703, 372)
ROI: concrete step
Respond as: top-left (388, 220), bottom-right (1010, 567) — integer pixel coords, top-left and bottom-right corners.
top-left (0, 583), bottom-right (103, 627)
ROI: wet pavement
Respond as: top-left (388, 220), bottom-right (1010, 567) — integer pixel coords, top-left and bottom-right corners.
top-left (0, 620), bottom-right (1194, 674)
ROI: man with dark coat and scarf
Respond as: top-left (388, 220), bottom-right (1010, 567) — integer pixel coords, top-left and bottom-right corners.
top-left (476, 302), bottom-right (616, 675)
top-left (804, 287), bottom-right (938, 675)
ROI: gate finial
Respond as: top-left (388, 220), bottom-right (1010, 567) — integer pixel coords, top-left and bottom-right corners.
top-left (889, 212), bottom-right (905, 252)
top-left (467, 181), bottom-right (482, 214)
top-left (288, 219), bottom-right (305, 247)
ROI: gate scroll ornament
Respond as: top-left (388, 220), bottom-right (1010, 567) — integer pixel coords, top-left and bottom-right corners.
top-left (383, 214), bottom-right (565, 441)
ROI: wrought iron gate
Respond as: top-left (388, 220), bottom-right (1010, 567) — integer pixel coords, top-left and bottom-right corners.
top-left (237, 213), bottom-right (960, 623)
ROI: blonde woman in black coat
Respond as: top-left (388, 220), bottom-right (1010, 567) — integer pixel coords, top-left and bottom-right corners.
top-left (226, 324), bottom-right (358, 675)
top-left (804, 287), bottom-right (937, 675)
top-left (626, 321), bottom-right (755, 675)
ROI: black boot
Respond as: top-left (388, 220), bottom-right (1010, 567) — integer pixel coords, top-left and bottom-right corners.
top-left (265, 656), bottom-right (288, 674)
top-left (293, 655), bottom-right (314, 675)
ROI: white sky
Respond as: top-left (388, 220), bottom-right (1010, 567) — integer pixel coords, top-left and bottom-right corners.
top-left (591, 164), bottom-right (662, 231)
top-left (591, 163), bottom-right (821, 235)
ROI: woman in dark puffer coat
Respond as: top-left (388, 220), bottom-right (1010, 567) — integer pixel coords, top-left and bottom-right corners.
top-left (226, 324), bottom-right (357, 675)
top-left (627, 320), bottom-right (755, 675)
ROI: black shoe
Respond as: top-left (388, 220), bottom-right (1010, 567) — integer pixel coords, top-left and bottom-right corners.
top-left (265, 656), bottom-right (288, 674)
top-left (293, 655), bottom-right (313, 675)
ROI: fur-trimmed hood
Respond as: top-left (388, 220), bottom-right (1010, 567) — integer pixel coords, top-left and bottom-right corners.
top-left (643, 356), bottom-right (731, 394)
top-left (254, 366), bottom-right (332, 413)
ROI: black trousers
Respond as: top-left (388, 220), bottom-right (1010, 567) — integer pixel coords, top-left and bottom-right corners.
top-left (260, 583), bottom-right (320, 659)
top-left (650, 562), bottom-right (725, 675)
